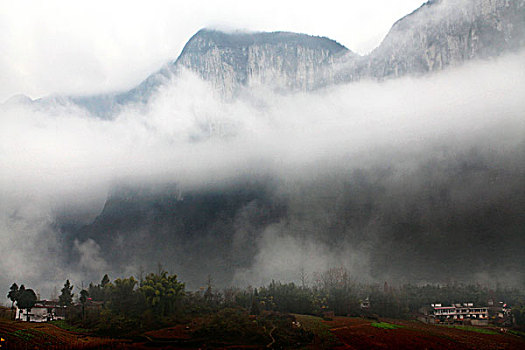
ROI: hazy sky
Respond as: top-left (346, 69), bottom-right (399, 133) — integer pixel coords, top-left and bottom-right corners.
top-left (0, 0), bottom-right (424, 101)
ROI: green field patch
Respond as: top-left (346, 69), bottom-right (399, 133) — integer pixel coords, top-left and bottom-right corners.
top-left (294, 314), bottom-right (338, 347)
top-left (10, 329), bottom-right (35, 342)
top-left (508, 329), bottom-right (525, 338)
top-left (26, 327), bottom-right (58, 340)
top-left (50, 320), bottom-right (91, 333)
top-left (371, 322), bottom-right (404, 330)
top-left (442, 325), bottom-right (498, 335)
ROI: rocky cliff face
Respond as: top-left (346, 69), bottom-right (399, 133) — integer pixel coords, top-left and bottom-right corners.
top-left (173, 29), bottom-right (352, 97)
top-left (364, 0), bottom-right (525, 78)
top-left (170, 0), bottom-right (525, 94)
top-left (27, 0), bottom-right (525, 115)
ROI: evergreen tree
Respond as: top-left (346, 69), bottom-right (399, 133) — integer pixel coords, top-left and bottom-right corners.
top-left (250, 290), bottom-right (260, 316)
top-left (80, 289), bottom-right (89, 320)
top-left (59, 280), bottom-right (74, 308)
top-left (204, 275), bottom-right (213, 303)
top-left (7, 283), bottom-right (19, 309)
top-left (101, 274), bottom-right (110, 288)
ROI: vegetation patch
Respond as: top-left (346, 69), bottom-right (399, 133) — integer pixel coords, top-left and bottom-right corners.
top-left (193, 308), bottom-right (268, 345)
top-left (50, 320), bottom-right (91, 333)
top-left (371, 322), bottom-right (404, 330)
top-left (25, 327), bottom-right (59, 341)
top-left (9, 329), bottom-right (35, 342)
top-left (442, 325), bottom-right (498, 335)
top-left (193, 309), bottom-right (312, 347)
top-left (508, 329), bottom-right (525, 338)
top-left (294, 314), bottom-right (338, 347)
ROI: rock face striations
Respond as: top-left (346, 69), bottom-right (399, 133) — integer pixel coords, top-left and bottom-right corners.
top-left (173, 29), bottom-right (352, 97)
top-left (364, 0), bottom-right (525, 79)
top-left (171, 0), bottom-right (525, 92)
top-left (17, 0), bottom-right (525, 115)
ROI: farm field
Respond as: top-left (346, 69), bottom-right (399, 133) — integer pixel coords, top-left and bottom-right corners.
top-left (316, 316), bottom-right (525, 350)
top-left (0, 319), bottom-right (124, 349)
top-left (1, 316), bottom-right (524, 349)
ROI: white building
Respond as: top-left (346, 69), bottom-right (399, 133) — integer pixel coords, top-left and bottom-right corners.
top-left (428, 303), bottom-right (489, 325)
top-left (15, 300), bottom-right (65, 322)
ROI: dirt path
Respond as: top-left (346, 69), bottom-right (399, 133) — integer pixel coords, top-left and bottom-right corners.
top-left (266, 325), bottom-right (276, 348)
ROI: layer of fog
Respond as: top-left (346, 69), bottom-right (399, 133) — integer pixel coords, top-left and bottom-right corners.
top-left (0, 0), bottom-right (426, 101)
top-left (1, 51), bottom-right (524, 299)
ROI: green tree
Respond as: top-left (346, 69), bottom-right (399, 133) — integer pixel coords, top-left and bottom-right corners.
top-left (512, 302), bottom-right (525, 326)
top-left (79, 289), bottom-right (89, 320)
top-left (139, 270), bottom-right (185, 317)
top-left (87, 274), bottom-right (111, 302)
top-left (16, 288), bottom-right (37, 322)
top-left (250, 297), bottom-right (260, 315)
top-left (101, 274), bottom-right (110, 288)
top-left (204, 275), bottom-right (213, 303)
top-left (107, 277), bottom-right (141, 316)
top-left (7, 283), bottom-right (19, 310)
top-left (59, 280), bottom-right (74, 308)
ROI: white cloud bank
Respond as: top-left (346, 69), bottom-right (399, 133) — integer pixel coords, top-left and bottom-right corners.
top-left (0, 0), bottom-right (426, 101)
top-left (1, 51), bottom-right (524, 297)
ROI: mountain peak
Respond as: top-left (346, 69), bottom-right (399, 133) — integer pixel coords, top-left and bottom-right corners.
top-left (181, 28), bottom-right (349, 55)
top-left (367, 0), bottom-right (525, 78)
top-left (30, 0), bottom-right (525, 117)
top-left (174, 28), bottom-right (352, 97)
top-left (3, 94), bottom-right (33, 106)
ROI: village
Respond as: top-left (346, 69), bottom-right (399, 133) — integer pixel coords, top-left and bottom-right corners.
top-left (2, 279), bottom-right (519, 329)
top-left (1, 274), bottom-right (524, 349)
top-left (2, 297), bottom-right (516, 327)
top-left (417, 300), bottom-right (513, 327)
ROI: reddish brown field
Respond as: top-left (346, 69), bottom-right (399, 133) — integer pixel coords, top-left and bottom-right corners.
top-left (0, 319), bottom-right (122, 349)
top-left (0, 319), bottom-right (261, 349)
top-left (323, 317), bottom-right (525, 350)
top-left (1, 316), bottom-right (524, 349)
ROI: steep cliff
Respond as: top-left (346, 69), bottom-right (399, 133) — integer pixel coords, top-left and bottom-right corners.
top-left (170, 1), bottom-right (525, 93)
top-left (27, 0), bottom-right (525, 115)
top-left (173, 29), bottom-right (352, 97)
top-left (365, 0), bottom-right (525, 78)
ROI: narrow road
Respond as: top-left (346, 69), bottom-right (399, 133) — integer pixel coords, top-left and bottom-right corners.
top-left (266, 325), bottom-right (276, 348)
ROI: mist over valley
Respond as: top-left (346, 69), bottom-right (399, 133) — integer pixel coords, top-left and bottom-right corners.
top-left (1, 0), bottom-right (524, 299)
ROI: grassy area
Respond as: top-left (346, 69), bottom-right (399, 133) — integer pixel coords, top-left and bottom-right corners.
top-left (371, 322), bottom-right (404, 330)
top-left (10, 329), bottom-right (35, 342)
top-left (442, 325), bottom-right (498, 335)
top-left (508, 329), bottom-right (525, 338)
top-left (50, 320), bottom-right (92, 333)
top-left (294, 314), bottom-right (338, 347)
top-left (25, 327), bottom-right (58, 340)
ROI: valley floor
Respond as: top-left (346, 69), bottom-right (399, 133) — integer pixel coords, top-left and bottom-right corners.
top-left (1, 316), bottom-right (524, 349)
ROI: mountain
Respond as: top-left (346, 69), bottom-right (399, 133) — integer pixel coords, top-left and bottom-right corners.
top-left (364, 0), bottom-right (525, 78)
top-left (16, 0), bottom-right (523, 117)
top-left (31, 31), bottom-right (350, 117)
top-left (174, 29), bottom-right (352, 98)
top-left (60, 150), bottom-right (525, 288)
top-left (36, 0), bottom-right (525, 287)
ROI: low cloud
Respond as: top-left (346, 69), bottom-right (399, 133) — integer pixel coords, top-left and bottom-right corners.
top-left (74, 239), bottom-right (109, 275)
top-left (1, 51), bottom-right (524, 297)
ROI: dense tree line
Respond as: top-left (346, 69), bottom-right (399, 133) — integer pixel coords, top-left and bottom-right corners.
top-left (77, 269), bottom-right (525, 333)
top-left (8, 267), bottom-right (524, 335)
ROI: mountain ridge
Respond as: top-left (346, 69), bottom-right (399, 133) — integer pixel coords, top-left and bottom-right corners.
top-left (6, 0), bottom-right (525, 116)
